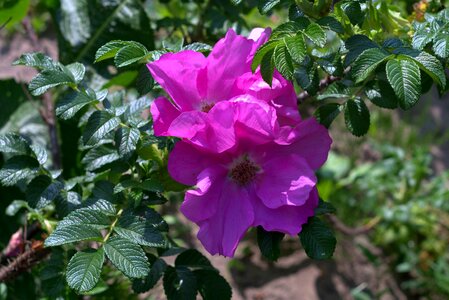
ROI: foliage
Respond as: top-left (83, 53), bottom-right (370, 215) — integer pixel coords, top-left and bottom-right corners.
top-left (0, 0), bottom-right (448, 299)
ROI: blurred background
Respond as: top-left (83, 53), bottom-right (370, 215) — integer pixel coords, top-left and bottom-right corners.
top-left (1, 0), bottom-right (449, 299)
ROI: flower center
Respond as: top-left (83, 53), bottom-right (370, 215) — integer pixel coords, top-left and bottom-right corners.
top-left (200, 102), bottom-right (215, 112)
top-left (229, 157), bottom-right (260, 186)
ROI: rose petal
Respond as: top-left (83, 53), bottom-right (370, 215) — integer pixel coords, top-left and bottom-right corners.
top-left (150, 97), bottom-right (181, 136)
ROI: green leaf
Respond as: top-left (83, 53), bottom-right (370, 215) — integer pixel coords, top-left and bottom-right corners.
top-left (403, 51), bottom-right (446, 88)
top-left (315, 199), bottom-right (336, 215)
top-left (284, 34), bottom-right (306, 63)
top-left (314, 103), bottom-right (342, 128)
top-left (26, 175), bottom-right (64, 209)
top-left (294, 58), bottom-right (319, 95)
top-left (258, 0), bottom-right (281, 14)
top-left (175, 249), bottom-right (214, 270)
top-left (12, 52), bottom-right (57, 70)
top-left (45, 224), bottom-right (103, 247)
top-left (352, 48), bottom-right (392, 83)
top-left (30, 144), bottom-right (48, 165)
top-left (386, 58), bottom-right (421, 110)
top-left (114, 211), bottom-right (166, 247)
top-left (341, 1), bottom-right (363, 25)
top-left (433, 34), bottom-right (449, 58)
top-left (58, 208), bottom-right (111, 229)
top-left (28, 66), bottom-right (76, 96)
top-left (114, 43), bottom-right (148, 68)
top-left (66, 63), bottom-right (85, 84)
top-left (95, 41), bottom-right (130, 62)
top-left (299, 217), bottom-right (336, 260)
top-left (344, 35), bottom-right (378, 66)
top-left (271, 21), bottom-right (308, 39)
top-left (104, 236), bottom-right (150, 278)
top-left (132, 257), bottom-right (167, 293)
top-left (0, 133), bottom-right (31, 155)
top-left (304, 23), bottom-right (326, 47)
top-left (412, 31), bottom-right (434, 50)
top-left (260, 49), bottom-right (275, 86)
top-left (5, 200), bottom-right (30, 216)
top-left (344, 98), bottom-right (370, 136)
top-left (136, 66), bottom-right (154, 95)
top-left (316, 16), bottom-right (344, 34)
top-left (58, 0), bottom-right (91, 47)
top-left (195, 270), bottom-right (232, 300)
top-left (257, 227), bottom-right (285, 261)
top-left (115, 127), bottom-right (140, 159)
top-left (163, 266), bottom-right (197, 300)
top-left (82, 111), bottom-right (121, 146)
top-left (66, 248), bottom-right (105, 293)
top-left (0, 156), bottom-right (39, 186)
top-left (251, 40), bottom-right (279, 72)
top-left (365, 80), bottom-right (398, 109)
top-left (182, 43), bottom-right (212, 52)
top-left (273, 44), bottom-right (294, 80)
top-left (82, 146), bottom-right (120, 172)
top-left (41, 248), bottom-right (67, 298)
top-left (56, 90), bottom-right (98, 120)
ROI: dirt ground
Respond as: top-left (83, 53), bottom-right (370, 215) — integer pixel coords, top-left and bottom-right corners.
top-left (2, 29), bottom-right (449, 300)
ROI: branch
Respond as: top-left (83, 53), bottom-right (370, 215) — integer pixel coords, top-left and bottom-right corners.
top-left (327, 215), bottom-right (380, 236)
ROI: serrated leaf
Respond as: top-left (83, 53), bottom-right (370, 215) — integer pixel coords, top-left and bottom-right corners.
top-left (58, 208), bottom-right (111, 229)
top-left (163, 266), bottom-right (197, 300)
top-left (284, 34), bottom-right (306, 63)
top-left (315, 198), bottom-right (336, 215)
top-left (12, 52), bottom-right (57, 70)
top-left (182, 43), bottom-right (212, 52)
top-left (45, 224), bottom-right (103, 246)
top-left (352, 48), bottom-right (392, 83)
top-left (258, 0), bottom-right (281, 14)
top-left (273, 44), bottom-right (294, 80)
top-left (58, 0), bottom-right (91, 48)
top-left (0, 133), bottom-right (31, 155)
top-left (82, 146), bottom-right (120, 172)
top-left (30, 144), bottom-right (48, 165)
top-left (82, 198), bottom-right (116, 216)
top-left (304, 23), bottom-right (326, 47)
top-left (136, 66), bottom-right (154, 96)
top-left (82, 111), bottom-right (121, 146)
top-left (299, 217), bottom-right (336, 260)
top-left (257, 227), bottom-right (285, 261)
top-left (55, 191), bottom-right (82, 217)
top-left (412, 31), bottom-right (433, 50)
top-left (56, 91), bottom-right (97, 120)
top-left (132, 257), bottom-right (167, 293)
top-left (0, 156), bottom-right (39, 186)
top-left (344, 35), bottom-right (379, 66)
top-left (341, 1), bottom-right (363, 25)
top-left (115, 127), bottom-right (140, 159)
top-left (175, 249), bottom-right (214, 269)
top-left (294, 59), bottom-right (319, 95)
top-left (28, 68), bottom-right (75, 96)
top-left (403, 51), bottom-right (446, 88)
top-left (95, 40), bottom-right (130, 62)
top-left (433, 34), bottom-right (449, 58)
top-left (316, 16), bottom-right (344, 33)
top-left (66, 63), bottom-right (85, 83)
top-left (344, 98), bottom-right (370, 136)
top-left (104, 236), bottom-right (150, 278)
top-left (5, 200), bottom-right (29, 216)
top-left (251, 40), bottom-right (279, 72)
top-left (195, 270), bottom-right (232, 300)
top-left (66, 248), bottom-right (105, 293)
top-left (26, 175), bottom-right (64, 208)
top-left (271, 21), bottom-right (308, 39)
top-left (365, 80), bottom-right (398, 109)
top-left (41, 248), bottom-right (67, 298)
top-left (314, 103), bottom-right (342, 128)
top-left (114, 210), bottom-right (166, 247)
top-left (386, 58), bottom-right (421, 110)
top-left (260, 49), bottom-right (275, 85)
top-left (114, 43), bottom-right (148, 68)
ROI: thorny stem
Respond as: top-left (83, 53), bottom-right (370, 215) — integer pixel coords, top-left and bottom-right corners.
top-left (103, 209), bottom-right (124, 243)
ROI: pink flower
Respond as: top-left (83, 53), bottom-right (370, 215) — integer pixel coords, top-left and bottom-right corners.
top-left (148, 28), bottom-right (301, 152)
top-left (168, 99), bottom-right (332, 257)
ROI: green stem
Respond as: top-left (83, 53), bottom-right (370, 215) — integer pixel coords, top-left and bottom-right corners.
top-left (75, 0), bottom-right (130, 61)
top-left (103, 208), bottom-right (123, 242)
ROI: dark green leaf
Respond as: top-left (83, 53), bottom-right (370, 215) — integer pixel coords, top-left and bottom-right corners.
top-left (403, 51), bottom-right (446, 88)
top-left (304, 23), bottom-right (326, 47)
top-left (5, 200), bottom-right (29, 216)
top-left (260, 49), bottom-right (275, 86)
top-left (58, 0), bottom-right (91, 47)
top-left (412, 31), bottom-right (433, 50)
top-left (344, 35), bottom-right (379, 66)
top-left (344, 98), bottom-right (370, 136)
top-left (95, 40), bottom-right (130, 62)
top-left (12, 52), bottom-right (57, 70)
top-left (314, 103), bottom-right (342, 128)
top-left (28, 68), bottom-right (75, 96)
top-left (66, 62), bottom-right (85, 83)
top-left (132, 258), bottom-right (167, 293)
top-left (284, 34), bottom-right (306, 63)
top-left (82, 111), bottom-right (121, 146)
top-left (26, 175), bottom-right (64, 208)
top-left (82, 146), bottom-right (120, 171)
top-left (251, 40), bottom-right (279, 72)
top-left (175, 249), bottom-right (214, 270)
top-left (299, 217), bottom-right (336, 260)
top-left (104, 236), bottom-right (150, 278)
top-left (352, 48), bottom-right (392, 83)
top-left (163, 266), bottom-right (197, 300)
top-left (0, 155), bottom-right (39, 186)
top-left (195, 270), bottom-right (232, 300)
top-left (386, 58), bottom-right (421, 110)
top-left (114, 43), bottom-right (148, 68)
top-left (365, 80), bottom-right (398, 109)
top-left (257, 227), bottom-right (285, 261)
top-left (273, 44), bottom-right (294, 80)
top-left (66, 248), bottom-right (105, 293)
top-left (56, 90), bottom-right (98, 120)
top-left (316, 16), bottom-right (344, 33)
top-left (136, 66), bottom-right (154, 95)
top-left (45, 224), bottom-right (103, 247)
top-left (0, 133), bottom-right (31, 155)
top-left (433, 34), bottom-right (449, 58)
top-left (341, 1), bottom-right (363, 25)
top-left (115, 127), bottom-right (140, 159)
top-left (315, 199), bottom-right (336, 215)
top-left (258, 0), bottom-right (281, 14)
top-left (182, 43), bottom-right (212, 52)
top-left (58, 208), bottom-right (111, 229)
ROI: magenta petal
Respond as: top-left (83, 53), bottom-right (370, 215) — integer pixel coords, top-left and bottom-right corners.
top-left (150, 97), bottom-right (181, 136)
top-left (147, 51), bottom-right (206, 110)
top-left (277, 118), bottom-right (333, 170)
top-left (195, 180), bottom-right (254, 257)
top-left (168, 141), bottom-right (227, 186)
top-left (204, 29), bottom-right (254, 101)
top-left (252, 188), bottom-right (319, 236)
top-left (167, 111), bottom-right (208, 140)
top-left (256, 154), bottom-right (316, 209)
top-left (180, 166), bottom-right (228, 222)
top-left (248, 27), bottom-right (272, 59)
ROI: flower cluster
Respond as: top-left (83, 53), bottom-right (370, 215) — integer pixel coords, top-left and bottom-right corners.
top-left (148, 28), bottom-right (332, 257)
